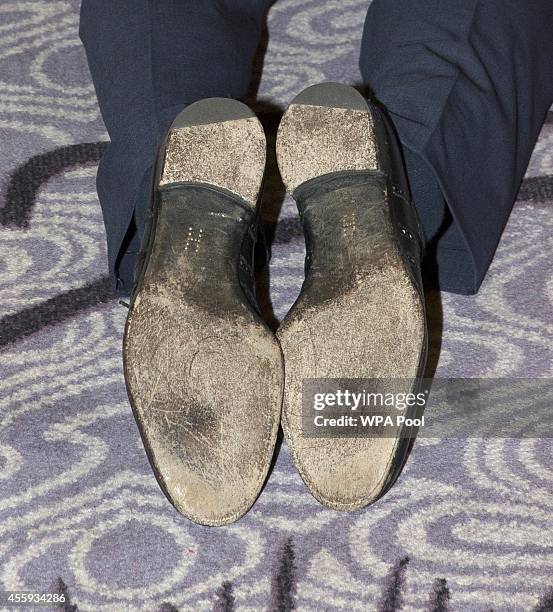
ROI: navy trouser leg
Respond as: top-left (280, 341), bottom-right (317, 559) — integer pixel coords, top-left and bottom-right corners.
top-left (79, 0), bottom-right (272, 294)
top-left (360, 0), bottom-right (553, 294)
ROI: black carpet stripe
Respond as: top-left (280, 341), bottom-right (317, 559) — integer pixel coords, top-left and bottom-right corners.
top-left (48, 578), bottom-right (78, 612)
top-left (270, 537), bottom-right (297, 612)
top-left (157, 604), bottom-right (179, 612)
top-left (427, 578), bottom-right (451, 612)
top-left (517, 176), bottom-right (553, 203)
top-left (534, 589), bottom-right (553, 612)
top-left (212, 581), bottom-right (235, 612)
top-left (378, 556), bottom-right (409, 612)
top-left (0, 276), bottom-right (113, 348)
top-left (0, 142), bottom-right (114, 345)
top-left (1, 141), bottom-right (108, 228)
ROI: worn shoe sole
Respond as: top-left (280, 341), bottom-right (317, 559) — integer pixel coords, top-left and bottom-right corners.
top-left (123, 99), bottom-right (284, 526)
top-left (276, 83), bottom-right (427, 510)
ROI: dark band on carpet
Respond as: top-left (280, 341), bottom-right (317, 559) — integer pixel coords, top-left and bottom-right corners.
top-left (0, 142), bottom-right (114, 346)
top-left (270, 537), bottom-right (297, 612)
top-left (49, 577), bottom-right (78, 612)
top-left (158, 604), bottom-right (179, 612)
top-left (1, 141), bottom-right (108, 228)
top-left (212, 581), bottom-right (235, 612)
top-left (0, 276), bottom-right (112, 347)
top-left (378, 556), bottom-right (409, 612)
top-left (517, 175), bottom-right (553, 203)
top-left (534, 589), bottom-right (553, 612)
top-left (428, 578), bottom-right (451, 612)
top-left (44, 565), bottom-right (552, 610)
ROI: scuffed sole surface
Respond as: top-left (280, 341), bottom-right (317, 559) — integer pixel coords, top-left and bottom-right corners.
top-left (123, 99), bottom-right (283, 525)
top-left (276, 83), bottom-right (425, 510)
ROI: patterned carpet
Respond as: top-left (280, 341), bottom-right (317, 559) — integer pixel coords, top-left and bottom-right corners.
top-left (1, 1), bottom-right (553, 610)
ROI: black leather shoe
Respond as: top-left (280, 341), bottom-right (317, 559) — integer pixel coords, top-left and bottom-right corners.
top-left (123, 99), bottom-right (284, 525)
top-left (276, 83), bottom-right (428, 510)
